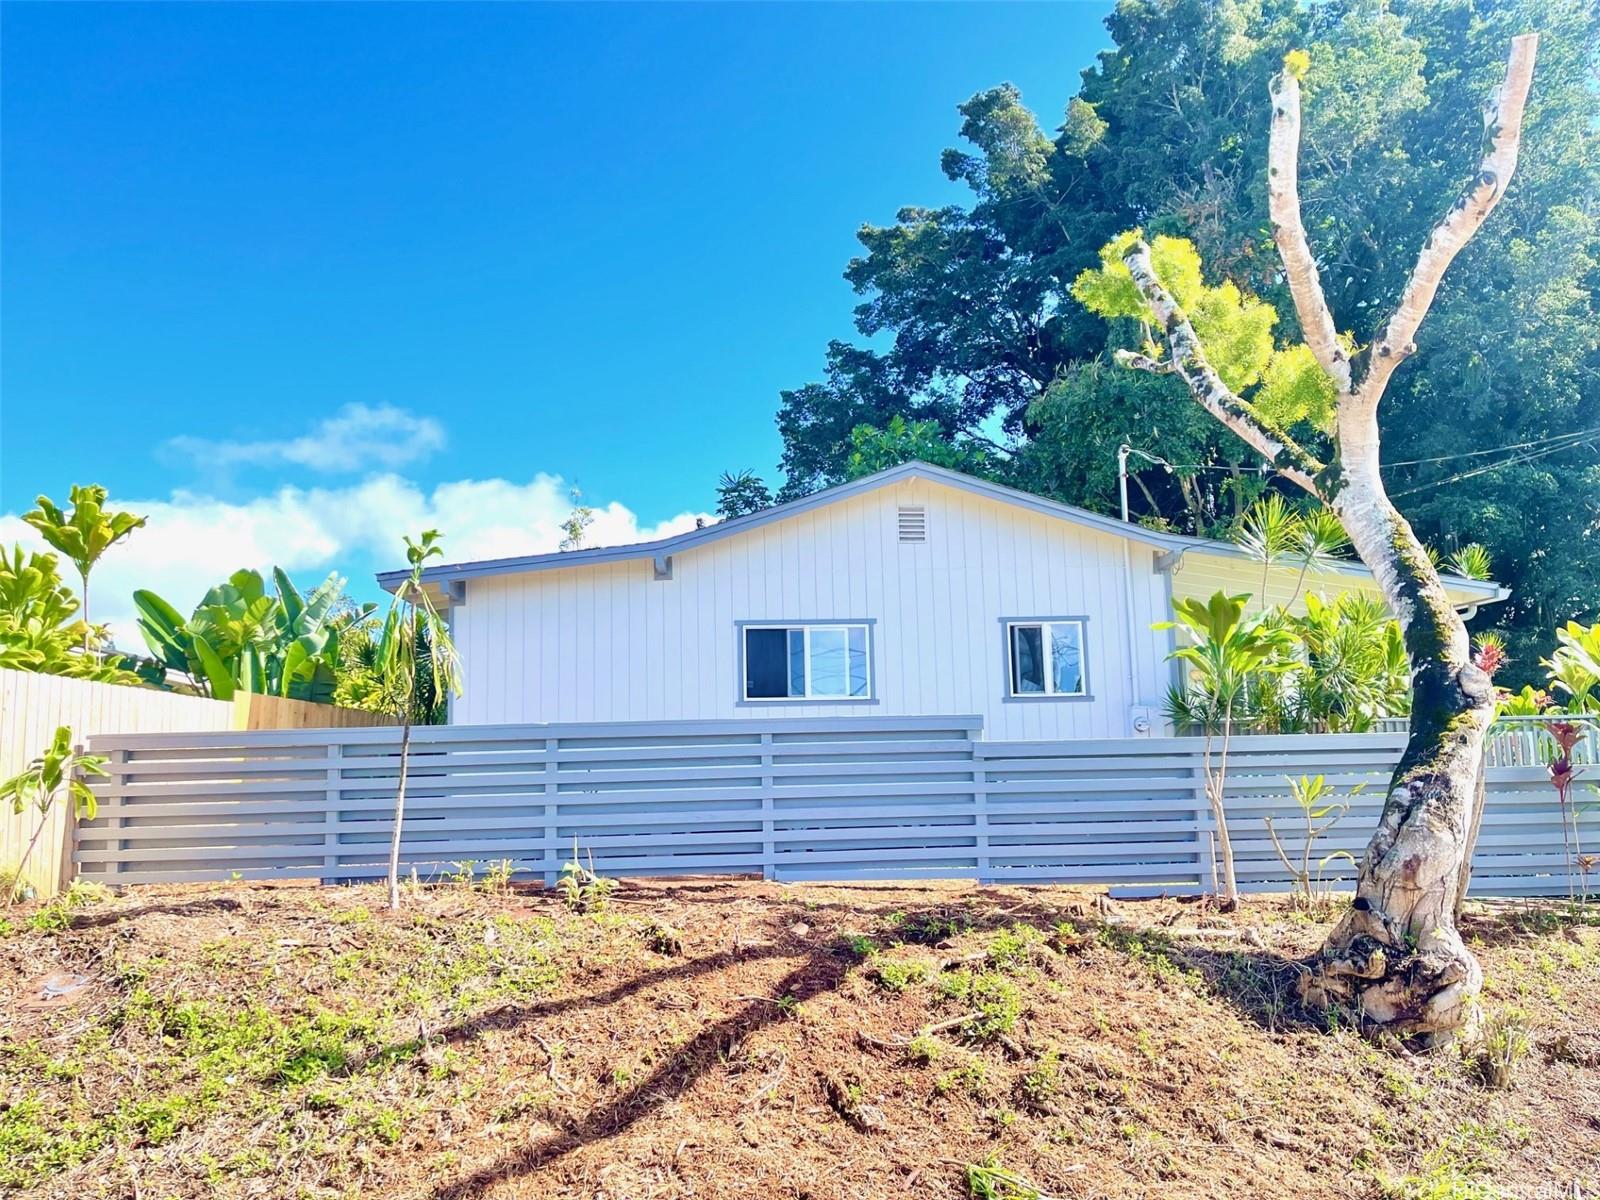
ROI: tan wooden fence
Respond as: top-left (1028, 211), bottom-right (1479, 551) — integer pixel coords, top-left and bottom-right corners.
top-left (0, 668), bottom-right (392, 898)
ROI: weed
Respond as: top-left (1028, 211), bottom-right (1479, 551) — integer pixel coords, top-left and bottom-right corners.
top-left (965, 1153), bottom-right (1047, 1200)
top-left (905, 1033), bottom-right (943, 1065)
top-left (1378, 1159), bottom-right (1506, 1199)
top-left (873, 958), bottom-right (932, 992)
top-left (901, 909), bottom-right (968, 945)
top-left (642, 919), bottom-right (684, 956)
top-left (480, 859), bottom-right (517, 894)
top-left (1018, 1048), bottom-right (1061, 1111)
top-left (842, 933), bottom-right (879, 959)
top-left (557, 839), bottom-right (616, 913)
top-left (986, 923), bottom-right (1046, 970)
top-left (1475, 1008), bottom-right (1532, 1090)
top-left (936, 969), bottom-right (1021, 1040)
top-left (935, 1059), bottom-right (989, 1099)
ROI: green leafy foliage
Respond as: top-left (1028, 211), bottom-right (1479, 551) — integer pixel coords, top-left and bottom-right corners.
top-left (714, 470), bottom-right (773, 518)
top-left (21, 485), bottom-right (145, 648)
top-left (769, 0), bottom-right (1599, 677)
top-left (1167, 592), bottom-right (1411, 734)
top-left (1447, 544), bottom-right (1494, 583)
top-left (1158, 592), bottom-right (1298, 722)
top-left (377, 530), bottom-right (465, 910)
top-left (556, 840), bottom-right (616, 914)
top-left (135, 569), bottom-right (371, 702)
top-left (844, 415), bottom-right (992, 481)
top-left (1254, 343), bottom-right (1338, 433)
top-left (1264, 773), bottom-right (1361, 909)
top-left (0, 548), bottom-right (141, 685)
top-left (0, 727), bottom-right (108, 902)
top-left (1542, 620), bottom-right (1600, 714)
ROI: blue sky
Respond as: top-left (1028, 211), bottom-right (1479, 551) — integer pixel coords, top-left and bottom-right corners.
top-left (1, 2), bottom-right (1113, 639)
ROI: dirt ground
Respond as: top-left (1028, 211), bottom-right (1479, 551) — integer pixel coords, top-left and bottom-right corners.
top-left (1, 876), bottom-right (1597, 1199)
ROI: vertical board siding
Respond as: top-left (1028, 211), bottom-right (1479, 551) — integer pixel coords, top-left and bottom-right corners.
top-left (80, 722), bottom-right (1593, 898)
top-left (0, 671), bottom-right (397, 897)
top-left (0, 670), bottom-right (234, 897)
top-left (454, 479), bottom-right (1173, 740)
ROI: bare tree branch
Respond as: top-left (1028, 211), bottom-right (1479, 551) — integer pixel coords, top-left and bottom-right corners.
top-left (1355, 33), bottom-right (1539, 405)
top-left (1267, 69), bottom-right (1350, 393)
top-left (1120, 240), bottom-right (1325, 493)
top-left (1112, 349), bottom-right (1175, 375)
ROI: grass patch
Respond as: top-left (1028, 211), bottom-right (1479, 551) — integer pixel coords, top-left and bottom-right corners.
top-left (936, 969), bottom-right (1021, 1040)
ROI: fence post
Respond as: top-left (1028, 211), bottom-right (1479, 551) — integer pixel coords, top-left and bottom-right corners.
top-left (760, 732), bottom-right (776, 881)
top-left (112, 746), bottom-right (130, 885)
top-left (323, 741), bottom-right (342, 884)
top-left (542, 737), bottom-right (560, 887)
top-left (973, 740), bottom-right (991, 886)
top-left (1191, 756), bottom-right (1215, 896)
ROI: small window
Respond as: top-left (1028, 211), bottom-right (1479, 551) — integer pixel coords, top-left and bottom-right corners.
top-left (1005, 619), bottom-right (1088, 698)
top-left (743, 623), bottom-right (871, 701)
top-left (897, 505), bottom-right (927, 543)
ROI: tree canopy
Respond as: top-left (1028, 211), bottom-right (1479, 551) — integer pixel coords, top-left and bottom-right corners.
top-left (766, 0), bottom-right (1598, 683)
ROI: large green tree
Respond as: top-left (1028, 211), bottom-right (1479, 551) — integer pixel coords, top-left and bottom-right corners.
top-left (772, 0), bottom-right (1599, 678)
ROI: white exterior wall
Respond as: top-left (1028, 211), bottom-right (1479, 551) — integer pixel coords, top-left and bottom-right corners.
top-left (452, 477), bottom-right (1173, 740)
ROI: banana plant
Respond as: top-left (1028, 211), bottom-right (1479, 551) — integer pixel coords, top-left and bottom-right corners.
top-left (135, 568), bottom-right (373, 701)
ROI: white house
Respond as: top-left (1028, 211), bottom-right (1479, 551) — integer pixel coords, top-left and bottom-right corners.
top-left (377, 462), bottom-right (1507, 741)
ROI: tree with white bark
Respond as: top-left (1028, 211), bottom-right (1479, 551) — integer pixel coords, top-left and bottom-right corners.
top-left (1075, 35), bottom-right (1540, 1043)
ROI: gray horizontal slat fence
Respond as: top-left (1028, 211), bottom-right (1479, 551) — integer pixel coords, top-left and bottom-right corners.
top-left (78, 717), bottom-right (985, 887)
top-left (79, 719), bottom-right (1593, 897)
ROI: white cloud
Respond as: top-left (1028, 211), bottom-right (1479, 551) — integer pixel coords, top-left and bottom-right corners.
top-left (165, 403), bottom-right (446, 472)
top-left (0, 474), bottom-right (712, 652)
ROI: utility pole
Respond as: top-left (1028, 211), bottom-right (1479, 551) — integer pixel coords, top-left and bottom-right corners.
top-left (1117, 444), bottom-right (1132, 523)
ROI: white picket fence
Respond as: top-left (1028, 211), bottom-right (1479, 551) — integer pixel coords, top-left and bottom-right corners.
top-left (75, 716), bottom-right (1595, 897)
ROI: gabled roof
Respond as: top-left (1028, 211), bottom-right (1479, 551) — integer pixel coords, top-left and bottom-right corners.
top-left (375, 460), bottom-right (1508, 605)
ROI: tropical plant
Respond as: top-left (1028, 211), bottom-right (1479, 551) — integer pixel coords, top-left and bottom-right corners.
top-left (1543, 620), bottom-right (1600, 713)
top-left (22, 485), bottom-right (145, 654)
top-left (715, 470), bottom-right (773, 519)
top-left (1266, 594), bottom-right (1410, 733)
top-left (0, 547), bottom-right (141, 684)
top-left (559, 487), bottom-right (594, 552)
top-left (1264, 774), bottom-right (1361, 911)
top-left (377, 530), bottom-right (463, 910)
top-left (135, 568), bottom-right (371, 701)
top-left (1232, 495), bottom-right (1352, 612)
top-left (0, 727), bottom-right (107, 903)
top-left (330, 601), bottom-right (448, 724)
top-left (1546, 720), bottom-right (1584, 901)
top-left (1446, 543), bottom-right (1494, 583)
top-left (1158, 591), bottom-right (1295, 907)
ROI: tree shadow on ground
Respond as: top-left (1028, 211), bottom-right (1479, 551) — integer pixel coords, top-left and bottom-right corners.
top-left (423, 891), bottom-right (1068, 1198)
top-left (1162, 940), bottom-right (1328, 1035)
top-left (63, 896), bottom-right (244, 930)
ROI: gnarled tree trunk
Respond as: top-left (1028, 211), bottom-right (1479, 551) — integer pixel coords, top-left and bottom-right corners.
top-left (1306, 428), bottom-right (1496, 1039)
top-left (1115, 34), bottom-right (1538, 1042)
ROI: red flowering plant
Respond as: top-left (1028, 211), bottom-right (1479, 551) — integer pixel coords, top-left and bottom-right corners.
top-left (1537, 621), bottom-right (1599, 900)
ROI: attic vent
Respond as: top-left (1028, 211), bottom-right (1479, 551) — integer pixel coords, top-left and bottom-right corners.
top-left (897, 505), bottom-right (927, 543)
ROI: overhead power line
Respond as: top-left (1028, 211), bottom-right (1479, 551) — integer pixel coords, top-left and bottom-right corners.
top-left (1389, 430), bottom-right (1600, 498)
top-left (1385, 426), bottom-right (1600, 467)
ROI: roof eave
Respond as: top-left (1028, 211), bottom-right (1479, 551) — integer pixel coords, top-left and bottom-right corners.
top-left (374, 461), bottom-right (1196, 593)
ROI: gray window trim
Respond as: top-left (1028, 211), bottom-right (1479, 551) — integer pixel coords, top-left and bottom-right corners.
top-left (999, 616), bottom-right (1094, 703)
top-left (736, 619), bottom-right (880, 706)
